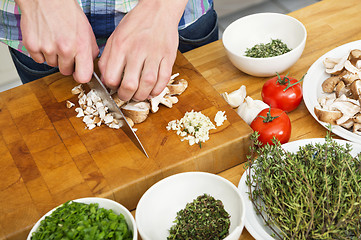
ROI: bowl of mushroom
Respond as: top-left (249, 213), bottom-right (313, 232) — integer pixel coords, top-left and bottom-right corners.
top-left (303, 40), bottom-right (361, 143)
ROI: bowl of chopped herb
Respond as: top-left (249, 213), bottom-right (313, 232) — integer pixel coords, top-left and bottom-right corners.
top-left (27, 197), bottom-right (137, 240)
top-left (136, 171), bottom-right (245, 240)
top-left (222, 12), bottom-right (307, 77)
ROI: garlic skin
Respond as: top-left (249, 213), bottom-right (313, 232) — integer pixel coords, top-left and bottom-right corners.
top-left (237, 96), bottom-right (269, 125)
top-left (221, 85), bottom-right (247, 108)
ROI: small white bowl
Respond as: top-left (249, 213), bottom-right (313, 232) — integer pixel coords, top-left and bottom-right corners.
top-left (136, 172), bottom-right (245, 240)
top-left (27, 197), bottom-right (137, 240)
top-left (222, 12), bottom-right (307, 77)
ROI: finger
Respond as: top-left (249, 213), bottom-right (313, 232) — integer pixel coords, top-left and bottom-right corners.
top-left (58, 55), bottom-right (75, 76)
top-left (150, 57), bottom-right (173, 97)
top-left (98, 39), bottom-right (111, 79)
top-left (117, 56), bottom-right (144, 101)
top-left (100, 42), bottom-right (126, 90)
top-left (132, 57), bottom-right (159, 101)
top-left (43, 53), bottom-right (58, 67)
top-left (28, 51), bottom-right (46, 64)
top-left (73, 49), bottom-right (93, 83)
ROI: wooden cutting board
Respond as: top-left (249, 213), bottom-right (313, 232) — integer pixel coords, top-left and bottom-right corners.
top-left (0, 51), bottom-right (252, 240)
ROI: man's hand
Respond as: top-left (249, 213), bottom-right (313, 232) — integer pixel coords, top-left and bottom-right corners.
top-left (98, 0), bottom-right (187, 101)
top-left (17, 0), bottom-right (99, 83)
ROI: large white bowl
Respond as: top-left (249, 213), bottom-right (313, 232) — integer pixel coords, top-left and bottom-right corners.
top-left (27, 197), bottom-right (137, 240)
top-left (136, 171), bottom-right (245, 240)
top-left (222, 12), bottom-right (307, 77)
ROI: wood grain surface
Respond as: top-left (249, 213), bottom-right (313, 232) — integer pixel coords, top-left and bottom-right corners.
top-left (1, 0), bottom-right (361, 239)
top-left (0, 51), bottom-right (252, 240)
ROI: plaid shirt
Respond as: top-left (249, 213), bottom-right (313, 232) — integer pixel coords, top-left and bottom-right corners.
top-left (0, 0), bottom-right (212, 55)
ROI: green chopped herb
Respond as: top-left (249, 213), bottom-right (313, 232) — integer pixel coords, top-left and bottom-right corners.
top-left (245, 39), bottom-right (292, 58)
top-left (31, 201), bottom-right (133, 240)
top-left (246, 132), bottom-right (361, 239)
top-left (168, 194), bottom-right (231, 240)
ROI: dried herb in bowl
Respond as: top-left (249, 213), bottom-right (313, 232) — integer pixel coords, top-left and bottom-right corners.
top-left (31, 201), bottom-right (133, 240)
top-left (246, 132), bottom-right (361, 239)
top-left (168, 194), bottom-right (231, 240)
top-left (245, 39), bottom-right (292, 58)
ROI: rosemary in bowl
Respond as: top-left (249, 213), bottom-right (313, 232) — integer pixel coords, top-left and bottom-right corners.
top-left (245, 39), bottom-right (292, 58)
top-left (246, 132), bottom-right (361, 239)
top-left (168, 194), bottom-right (231, 240)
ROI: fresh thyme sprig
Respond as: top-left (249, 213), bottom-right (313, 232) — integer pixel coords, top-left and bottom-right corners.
top-left (246, 132), bottom-right (361, 239)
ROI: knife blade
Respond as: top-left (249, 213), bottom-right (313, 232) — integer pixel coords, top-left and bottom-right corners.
top-left (87, 72), bottom-right (149, 158)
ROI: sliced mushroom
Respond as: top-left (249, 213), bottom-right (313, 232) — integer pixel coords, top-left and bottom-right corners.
top-left (344, 60), bottom-right (361, 75)
top-left (124, 117), bottom-right (134, 127)
top-left (164, 95), bottom-right (178, 104)
top-left (341, 72), bottom-right (359, 85)
top-left (354, 113), bottom-right (361, 123)
top-left (221, 85), bottom-right (247, 108)
top-left (111, 93), bottom-right (126, 108)
top-left (340, 119), bottom-right (354, 129)
top-left (335, 81), bottom-right (347, 97)
top-left (325, 53), bottom-right (348, 75)
top-left (167, 79), bottom-right (188, 95)
top-left (321, 76), bottom-right (341, 93)
top-left (121, 101), bottom-right (150, 124)
top-left (353, 123), bottom-right (361, 135)
top-left (323, 57), bottom-right (342, 69)
top-left (350, 49), bottom-right (361, 60)
top-left (350, 79), bottom-right (361, 99)
top-left (314, 106), bottom-right (342, 125)
top-left (149, 87), bottom-right (170, 113)
top-left (329, 101), bottom-right (361, 125)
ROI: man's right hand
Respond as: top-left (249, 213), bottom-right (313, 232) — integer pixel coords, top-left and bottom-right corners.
top-left (16, 0), bottom-right (99, 83)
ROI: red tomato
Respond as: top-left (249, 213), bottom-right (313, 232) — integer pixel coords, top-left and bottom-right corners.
top-left (262, 73), bottom-right (304, 112)
top-left (250, 108), bottom-right (291, 145)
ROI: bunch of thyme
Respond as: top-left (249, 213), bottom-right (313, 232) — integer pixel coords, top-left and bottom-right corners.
top-left (245, 39), bottom-right (292, 58)
top-left (246, 132), bottom-right (361, 239)
top-left (168, 194), bottom-right (230, 240)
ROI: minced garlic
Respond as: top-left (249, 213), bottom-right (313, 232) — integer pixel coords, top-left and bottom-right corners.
top-left (214, 111), bottom-right (227, 127)
top-left (166, 110), bottom-right (217, 146)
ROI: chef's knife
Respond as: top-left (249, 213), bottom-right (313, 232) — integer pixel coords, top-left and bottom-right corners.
top-left (87, 72), bottom-right (149, 158)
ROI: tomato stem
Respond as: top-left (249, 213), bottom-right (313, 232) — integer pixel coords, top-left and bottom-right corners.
top-left (275, 72), bottom-right (305, 92)
top-left (259, 108), bottom-right (279, 123)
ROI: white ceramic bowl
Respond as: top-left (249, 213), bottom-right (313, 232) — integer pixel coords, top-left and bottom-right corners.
top-left (27, 197), bottom-right (137, 240)
top-left (222, 12), bottom-right (307, 77)
top-left (136, 172), bottom-right (245, 240)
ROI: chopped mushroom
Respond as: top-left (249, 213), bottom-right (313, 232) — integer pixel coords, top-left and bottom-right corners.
top-left (121, 101), bottom-right (150, 124)
top-left (167, 78), bottom-right (188, 95)
top-left (66, 100), bottom-right (75, 108)
top-left (149, 87), bottom-right (170, 113)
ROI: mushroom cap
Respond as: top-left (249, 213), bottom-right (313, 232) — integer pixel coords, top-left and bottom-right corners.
top-left (321, 76), bottom-right (341, 93)
top-left (121, 101), bottom-right (150, 124)
top-left (350, 79), bottom-right (361, 99)
top-left (167, 79), bottom-right (188, 95)
top-left (111, 93), bottom-right (126, 108)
